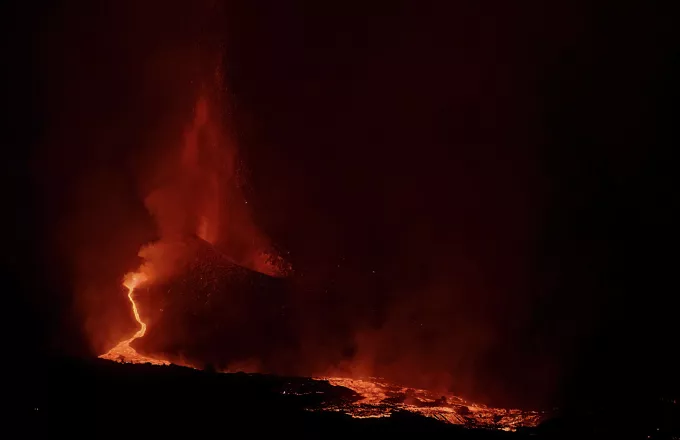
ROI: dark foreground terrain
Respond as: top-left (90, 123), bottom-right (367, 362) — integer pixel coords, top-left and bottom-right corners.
top-left (18, 357), bottom-right (679, 439)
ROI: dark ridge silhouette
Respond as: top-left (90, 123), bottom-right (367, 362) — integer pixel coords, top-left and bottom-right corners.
top-left (30, 356), bottom-right (679, 439)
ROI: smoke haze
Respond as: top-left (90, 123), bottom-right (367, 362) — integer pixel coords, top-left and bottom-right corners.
top-left (19, 0), bottom-right (674, 410)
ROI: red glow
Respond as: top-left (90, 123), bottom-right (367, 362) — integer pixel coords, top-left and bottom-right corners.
top-left (99, 81), bottom-right (286, 364)
top-left (99, 272), bottom-right (168, 365)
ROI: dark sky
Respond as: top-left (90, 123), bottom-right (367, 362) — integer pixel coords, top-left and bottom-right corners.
top-left (4, 0), bottom-right (675, 410)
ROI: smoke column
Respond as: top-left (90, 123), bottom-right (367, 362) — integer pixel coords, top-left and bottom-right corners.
top-left (36, 0), bottom-right (672, 410)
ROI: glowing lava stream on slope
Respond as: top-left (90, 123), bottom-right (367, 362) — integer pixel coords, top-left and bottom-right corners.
top-left (99, 272), bottom-right (169, 366)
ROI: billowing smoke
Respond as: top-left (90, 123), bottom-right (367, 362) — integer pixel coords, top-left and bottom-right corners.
top-left (37, 0), bottom-right (603, 410)
top-left (39, 0), bottom-right (280, 356)
top-left (137, 88), bottom-right (281, 285)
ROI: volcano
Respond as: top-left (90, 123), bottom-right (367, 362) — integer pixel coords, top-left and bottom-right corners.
top-left (99, 236), bottom-right (547, 432)
top-left (131, 236), bottom-right (295, 371)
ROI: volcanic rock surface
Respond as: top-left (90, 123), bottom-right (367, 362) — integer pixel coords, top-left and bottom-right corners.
top-left (133, 236), bottom-right (295, 370)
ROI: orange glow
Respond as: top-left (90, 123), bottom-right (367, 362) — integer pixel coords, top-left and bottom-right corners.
top-left (98, 86), bottom-right (288, 364)
top-left (97, 86), bottom-right (288, 364)
top-left (316, 377), bottom-right (542, 430)
top-left (122, 272), bottom-right (148, 340)
top-left (99, 272), bottom-right (169, 366)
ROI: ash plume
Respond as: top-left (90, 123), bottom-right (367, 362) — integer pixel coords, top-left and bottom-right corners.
top-left (36, 0), bottom-right (672, 412)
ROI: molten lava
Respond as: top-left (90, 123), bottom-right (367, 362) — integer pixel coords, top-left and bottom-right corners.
top-left (99, 272), bottom-right (169, 365)
top-left (315, 377), bottom-right (543, 430)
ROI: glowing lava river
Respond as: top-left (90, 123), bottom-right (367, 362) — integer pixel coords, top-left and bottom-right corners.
top-left (99, 272), bottom-right (169, 366)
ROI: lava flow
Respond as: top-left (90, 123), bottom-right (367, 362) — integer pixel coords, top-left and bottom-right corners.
top-left (315, 377), bottom-right (543, 430)
top-left (99, 272), bottom-right (169, 366)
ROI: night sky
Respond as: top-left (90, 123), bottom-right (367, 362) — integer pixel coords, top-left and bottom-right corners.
top-left (4, 0), bottom-right (675, 410)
